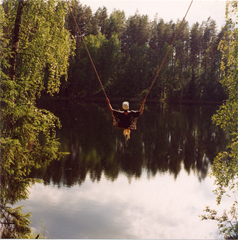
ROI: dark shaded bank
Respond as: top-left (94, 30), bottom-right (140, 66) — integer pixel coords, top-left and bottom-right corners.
top-left (38, 96), bottom-right (224, 105)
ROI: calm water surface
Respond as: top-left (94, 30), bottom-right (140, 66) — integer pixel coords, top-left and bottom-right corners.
top-left (15, 101), bottom-right (230, 239)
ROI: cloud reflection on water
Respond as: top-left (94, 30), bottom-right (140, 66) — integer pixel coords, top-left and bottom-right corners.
top-left (16, 103), bottom-right (231, 238)
top-left (17, 167), bottom-right (228, 239)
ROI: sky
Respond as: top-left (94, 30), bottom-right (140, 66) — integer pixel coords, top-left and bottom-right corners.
top-left (0, 0), bottom-right (226, 29)
top-left (16, 169), bottom-right (234, 239)
top-left (79, 0), bottom-right (226, 30)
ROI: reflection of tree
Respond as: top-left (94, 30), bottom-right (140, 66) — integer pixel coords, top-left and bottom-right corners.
top-left (31, 102), bottom-right (228, 187)
top-left (142, 104), bottom-right (228, 181)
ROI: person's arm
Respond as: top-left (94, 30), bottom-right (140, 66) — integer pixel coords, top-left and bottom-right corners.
top-left (139, 99), bottom-right (146, 114)
top-left (106, 97), bottom-right (113, 113)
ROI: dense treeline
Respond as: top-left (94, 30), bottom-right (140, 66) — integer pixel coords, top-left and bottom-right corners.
top-left (59, 0), bottom-right (227, 102)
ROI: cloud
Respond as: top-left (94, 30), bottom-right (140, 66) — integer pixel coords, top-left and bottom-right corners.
top-left (14, 168), bottom-right (234, 239)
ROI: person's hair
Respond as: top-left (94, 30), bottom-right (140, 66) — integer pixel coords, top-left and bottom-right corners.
top-left (122, 101), bottom-right (129, 110)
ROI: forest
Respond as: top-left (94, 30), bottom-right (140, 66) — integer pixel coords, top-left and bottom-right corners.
top-left (0, 0), bottom-right (237, 238)
top-left (58, 1), bottom-right (227, 102)
top-left (1, 0), bottom-right (228, 103)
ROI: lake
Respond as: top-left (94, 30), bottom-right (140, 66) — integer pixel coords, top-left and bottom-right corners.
top-left (15, 101), bottom-right (231, 239)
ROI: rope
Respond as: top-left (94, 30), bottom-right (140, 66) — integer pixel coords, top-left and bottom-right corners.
top-left (65, 0), bottom-right (108, 100)
top-left (66, 0), bottom-right (193, 126)
top-left (66, 0), bottom-right (118, 125)
top-left (143, 0), bottom-right (193, 103)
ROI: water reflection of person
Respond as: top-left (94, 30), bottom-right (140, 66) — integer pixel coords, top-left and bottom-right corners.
top-left (106, 98), bottom-right (145, 140)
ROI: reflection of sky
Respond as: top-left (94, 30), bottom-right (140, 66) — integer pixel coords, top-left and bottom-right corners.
top-left (16, 167), bottom-right (232, 239)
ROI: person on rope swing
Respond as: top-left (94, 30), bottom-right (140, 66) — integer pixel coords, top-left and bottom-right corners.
top-left (106, 98), bottom-right (146, 140)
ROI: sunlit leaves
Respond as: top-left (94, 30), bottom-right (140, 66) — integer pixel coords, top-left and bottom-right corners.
top-left (0, 205), bottom-right (32, 238)
top-left (201, 1), bottom-right (238, 238)
top-left (0, 0), bottom-right (74, 237)
top-left (213, 0), bottom-right (238, 160)
top-left (1, 0), bottom-right (74, 174)
top-left (201, 204), bottom-right (238, 238)
top-left (212, 0), bottom-right (238, 193)
top-left (15, 0), bottom-right (75, 97)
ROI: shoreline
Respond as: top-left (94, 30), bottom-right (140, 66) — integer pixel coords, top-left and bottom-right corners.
top-left (38, 96), bottom-right (224, 105)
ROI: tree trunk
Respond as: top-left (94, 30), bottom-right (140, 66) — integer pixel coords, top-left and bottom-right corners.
top-left (9, 0), bottom-right (25, 81)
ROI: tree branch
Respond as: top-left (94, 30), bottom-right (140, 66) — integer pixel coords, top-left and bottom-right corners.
top-left (9, 0), bottom-right (25, 81)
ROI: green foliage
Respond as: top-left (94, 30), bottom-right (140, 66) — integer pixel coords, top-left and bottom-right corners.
top-left (63, 1), bottom-right (225, 102)
top-left (201, 204), bottom-right (238, 239)
top-left (211, 0), bottom-right (238, 202)
top-left (106, 9), bottom-right (126, 39)
top-left (0, 205), bottom-right (32, 238)
top-left (16, 0), bottom-right (74, 97)
top-left (67, 32), bottom-right (122, 96)
top-left (201, 1), bottom-right (238, 238)
top-left (0, 0), bottom-right (74, 238)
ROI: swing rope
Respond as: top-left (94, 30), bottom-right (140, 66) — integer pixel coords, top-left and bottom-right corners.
top-left (66, 0), bottom-right (117, 125)
top-left (66, 0), bottom-right (108, 100)
top-left (66, 0), bottom-right (193, 127)
top-left (142, 0), bottom-right (193, 103)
